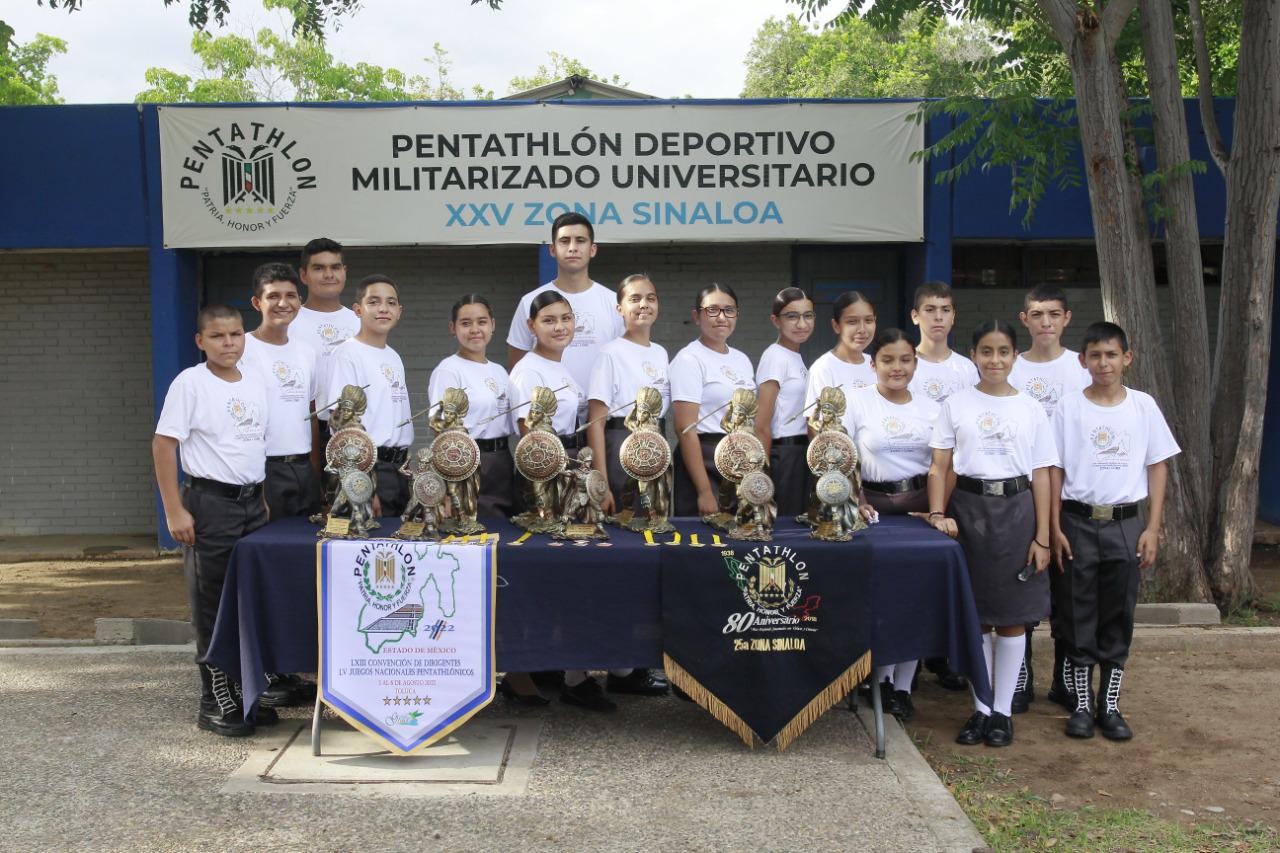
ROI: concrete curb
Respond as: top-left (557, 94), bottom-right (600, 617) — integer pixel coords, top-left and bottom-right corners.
top-left (0, 619), bottom-right (39, 639)
top-left (868, 712), bottom-right (988, 852)
top-left (1134, 602), bottom-right (1220, 625)
top-left (95, 618), bottom-right (194, 645)
top-left (1030, 624), bottom-right (1280, 653)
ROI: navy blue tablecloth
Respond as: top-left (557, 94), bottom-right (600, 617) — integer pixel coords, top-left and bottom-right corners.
top-left (206, 516), bottom-right (991, 710)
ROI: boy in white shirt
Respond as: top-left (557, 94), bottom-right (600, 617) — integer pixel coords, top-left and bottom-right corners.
top-left (153, 305), bottom-right (276, 738)
top-left (291, 238), bottom-right (360, 436)
top-left (1050, 322), bottom-right (1179, 741)
top-left (326, 275), bottom-right (414, 517)
top-left (506, 212), bottom-right (624, 390)
top-left (909, 280), bottom-right (979, 406)
top-left (1010, 284), bottom-right (1093, 713)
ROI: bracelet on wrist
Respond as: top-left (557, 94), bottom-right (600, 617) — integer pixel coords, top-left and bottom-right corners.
top-left (1033, 539), bottom-right (1048, 549)
top-left (928, 511), bottom-right (945, 518)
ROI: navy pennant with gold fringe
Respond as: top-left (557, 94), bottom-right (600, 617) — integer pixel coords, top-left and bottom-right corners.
top-left (661, 534), bottom-right (873, 751)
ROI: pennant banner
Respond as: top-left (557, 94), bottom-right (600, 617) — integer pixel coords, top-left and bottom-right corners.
top-left (317, 536), bottom-right (497, 754)
top-left (661, 538), bottom-right (873, 750)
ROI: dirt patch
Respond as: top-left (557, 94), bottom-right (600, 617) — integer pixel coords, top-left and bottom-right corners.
top-left (907, 638), bottom-right (1280, 832)
top-left (0, 558), bottom-right (188, 638)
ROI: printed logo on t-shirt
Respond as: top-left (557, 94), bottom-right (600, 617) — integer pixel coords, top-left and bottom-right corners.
top-left (1090, 425), bottom-right (1131, 470)
top-left (270, 360), bottom-right (306, 402)
top-left (380, 363), bottom-right (409, 403)
top-left (484, 376), bottom-right (508, 403)
top-left (226, 398), bottom-right (264, 441)
top-left (881, 415), bottom-right (931, 453)
top-left (316, 323), bottom-right (352, 354)
top-left (642, 361), bottom-right (670, 389)
top-left (721, 365), bottom-right (750, 386)
top-left (1021, 377), bottom-right (1063, 413)
top-left (572, 313), bottom-right (598, 345)
top-left (976, 410), bottom-right (1018, 455)
top-left (921, 377), bottom-right (953, 402)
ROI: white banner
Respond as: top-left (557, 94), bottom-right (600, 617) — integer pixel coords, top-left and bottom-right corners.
top-left (158, 103), bottom-right (923, 247)
top-left (317, 536), bottom-right (496, 754)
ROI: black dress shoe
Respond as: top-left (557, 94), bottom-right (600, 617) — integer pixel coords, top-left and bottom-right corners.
top-left (259, 673), bottom-right (316, 709)
top-left (892, 690), bottom-right (915, 722)
top-left (955, 711), bottom-right (989, 745)
top-left (1065, 708), bottom-right (1094, 738)
top-left (1011, 688), bottom-right (1031, 714)
top-left (252, 704), bottom-right (280, 726)
top-left (561, 676), bottom-right (617, 712)
top-left (984, 712), bottom-right (1013, 747)
top-left (499, 677), bottom-right (550, 707)
top-left (935, 670), bottom-right (970, 691)
top-left (531, 670), bottom-right (566, 689)
top-left (1095, 710), bottom-right (1133, 741)
top-left (606, 668), bottom-right (669, 696)
top-left (877, 681), bottom-right (902, 718)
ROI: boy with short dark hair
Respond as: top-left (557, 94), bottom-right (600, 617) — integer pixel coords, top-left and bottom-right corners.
top-left (909, 280), bottom-right (979, 405)
top-left (293, 237), bottom-right (360, 434)
top-left (153, 304), bottom-right (278, 737)
top-left (325, 274), bottom-right (413, 516)
top-left (1050, 321), bottom-right (1179, 740)
top-left (1010, 283), bottom-right (1092, 711)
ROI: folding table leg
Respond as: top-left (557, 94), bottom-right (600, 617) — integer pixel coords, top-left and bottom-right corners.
top-left (869, 676), bottom-right (886, 760)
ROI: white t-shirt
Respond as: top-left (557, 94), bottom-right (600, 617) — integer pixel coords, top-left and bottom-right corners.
top-left (805, 350), bottom-right (877, 435)
top-left (1053, 388), bottom-right (1180, 505)
top-left (427, 354), bottom-right (514, 441)
top-left (669, 340), bottom-right (756, 434)
top-left (290, 306), bottom-right (361, 420)
top-left (508, 350), bottom-right (584, 436)
top-left (930, 387), bottom-right (1060, 480)
top-left (756, 343), bottom-right (809, 439)
top-left (1009, 348), bottom-right (1091, 418)
top-left (909, 350), bottom-right (979, 407)
top-left (506, 281), bottom-right (625, 392)
top-left (239, 334), bottom-right (317, 456)
top-left (326, 338), bottom-right (413, 449)
top-left (155, 363), bottom-right (268, 485)
top-left (587, 337), bottom-right (671, 418)
top-left (846, 385), bottom-right (938, 483)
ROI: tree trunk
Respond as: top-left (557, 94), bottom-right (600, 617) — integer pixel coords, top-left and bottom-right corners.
top-left (1207, 0), bottom-right (1280, 609)
top-left (1136, 0), bottom-right (1214, 602)
top-left (1046, 3), bottom-right (1213, 601)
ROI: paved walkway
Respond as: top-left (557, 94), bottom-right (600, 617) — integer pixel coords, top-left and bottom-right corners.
top-left (0, 646), bottom-right (983, 853)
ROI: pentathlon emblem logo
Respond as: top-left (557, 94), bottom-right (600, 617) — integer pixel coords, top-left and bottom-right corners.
top-left (721, 544), bottom-right (820, 633)
top-left (221, 143), bottom-right (276, 208)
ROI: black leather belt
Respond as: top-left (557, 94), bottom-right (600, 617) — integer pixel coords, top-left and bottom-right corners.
top-left (377, 446), bottom-right (409, 465)
top-left (266, 454), bottom-right (309, 464)
top-left (559, 433), bottom-right (586, 450)
top-left (188, 477), bottom-right (263, 502)
top-left (476, 436), bottom-right (509, 452)
top-left (605, 416), bottom-right (668, 432)
top-left (772, 435), bottom-right (808, 447)
top-left (1062, 499), bottom-right (1139, 521)
top-left (864, 474), bottom-right (927, 495)
top-left (955, 474), bottom-right (1030, 498)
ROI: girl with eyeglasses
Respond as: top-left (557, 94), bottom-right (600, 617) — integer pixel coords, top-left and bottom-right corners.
top-left (754, 287), bottom-right (815, 516)
top-left (669, 283), bottom-right (756, 517)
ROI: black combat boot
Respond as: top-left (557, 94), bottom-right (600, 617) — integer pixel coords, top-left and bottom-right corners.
top-left (1011, 624), bottom-right (1035, 713)
top-left (198, 664), bottom-right (254, 737)
top-left (1064, 662), bottom-right (1095, 739)
top-left (1095, 665), bottom-right (1133, 741)
top-left (1046, 643), bottom-right (1075, 709)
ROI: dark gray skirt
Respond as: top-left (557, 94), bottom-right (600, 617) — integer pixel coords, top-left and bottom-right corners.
top-left (864, 486), bottom-right (928, 516)
top-left (478, 449), bottom-right (515, 519)
top-left (769, 440), bottom-right (811, 517)
top-left (674, 433), bottom-right (727, 517)
top-left (949, 487), bottom-right (1049, 626)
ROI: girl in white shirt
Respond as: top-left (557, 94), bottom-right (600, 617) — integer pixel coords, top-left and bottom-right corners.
top-left (927, 319), bottom-right (1058, 749)
top-left (805, 291), bottom-right (877, 435)
top-left (427, 295), bottom-right (516, 519)
top-left (754, 287), bottom-right (814, 516)
top-left (586, 274), bottom-right (671, 517)
top-left (670, 283), bottom-right (756, 517)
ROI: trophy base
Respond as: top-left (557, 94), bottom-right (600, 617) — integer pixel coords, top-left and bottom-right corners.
top-left (554, 522), bottom-right (609, 541)
top-left (443, 517), bottom-right (487, 536)
top-left (610, 509), bottom-right (636, 527)
top-left (811, 521), bottom-right (852, 542)
top-left (316, 515), bottom-right (379, 539)
top-left (701, 512), bottom-right (735, 531)
top-left (511, 512), bottom-right (564, 535)
top-left (394, 521), bottom-right (443, 540)
top-left (727, 522), bottom-right (772, 542)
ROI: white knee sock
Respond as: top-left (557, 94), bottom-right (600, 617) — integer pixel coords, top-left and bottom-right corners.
top-left (563, 670), bottom-right (588, 687)
top-left (609, 669), bottom-right (633, 678)
top-left (893, 660), bottom-right (918, 693)
top-left (973, 633), bottom-right (994, 715)
top-left (992, 634), bottom-right (1026, 716)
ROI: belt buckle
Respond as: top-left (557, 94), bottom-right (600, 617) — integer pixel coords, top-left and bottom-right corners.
top-left (237, 484), bottom-right (257, 501)
top-left (984, 480), bottom-right (1004, 497)
top-left (1090, 504), bottom-right (1114, 521)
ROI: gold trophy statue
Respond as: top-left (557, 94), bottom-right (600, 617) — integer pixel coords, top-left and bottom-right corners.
top-left (396, 449), bottom-right (446, 540)
top-left (730, 470), bottom-right (776, 541)
top-left (556, 447), bottom-right (611, 540)
top-left (427, 387), bottom-right (485, 536)
top-left (706, 388), bottom-right (771, 532)
top-left (614, 386), bottom-right (675, 534)
top-left (511, 386), bottom-right (570, 535)
top-left (804, 386), bottom-right (867, 540)
top-left (316, 384), bottom-right (378, 538)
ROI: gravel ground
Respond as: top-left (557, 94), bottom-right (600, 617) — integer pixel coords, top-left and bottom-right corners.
top-left (0, 647), bottom-right (958, 853)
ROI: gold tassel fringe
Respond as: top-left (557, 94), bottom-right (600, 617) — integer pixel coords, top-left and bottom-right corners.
top-left (663, 653), bottom-right (758, 749)
top-left (772, 650), bottom-right (871, 752)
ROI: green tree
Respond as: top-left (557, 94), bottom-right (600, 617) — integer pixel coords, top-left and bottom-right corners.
top-left (741, 13), bottom-right (998, 99)
top-left (507, 51), bottom-right (625, 94)
top-left (0, 22), bottom-right (68, 104)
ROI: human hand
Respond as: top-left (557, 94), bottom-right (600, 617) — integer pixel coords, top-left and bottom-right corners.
top-left (1137, 527), bottom-right (1159, 569)
top-left (1028, 540), bottom-right (1051, 574)
top-left (697, 489), bottom-right (720, 517)
top-left (167, 508), bottom-right (196, 546)
top-left (372, 495), bottom-right (383, 518)
top-left (930, 515), bottom-right (958, 538)
top-left (600, 492), bottom-right (616, 516)
top-left (1052, 528), bottom-right (1073, 573)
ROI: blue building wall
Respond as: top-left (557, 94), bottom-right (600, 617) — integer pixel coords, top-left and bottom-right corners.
top-left (2, 98), bottom-right (1278, 526)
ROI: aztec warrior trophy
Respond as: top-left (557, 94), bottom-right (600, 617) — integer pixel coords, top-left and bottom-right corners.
top-left (317, 384), bottom-right (379, 539)
top-left (395, 449), bottom-right (445, 540)
top-left (805, 386), bottom-right (867, 541)
top-left (427, 387), bottom-right (485, 536)
top-left (613, 386), bottom-right (675, 534)
top-left (708, 388), bottom-right (775, 541)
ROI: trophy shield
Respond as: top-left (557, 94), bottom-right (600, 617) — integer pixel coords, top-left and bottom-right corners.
top-left (619, 430), bottom-right (672, 483)
top-left (326, 428), bottom-right (376, 473)
top-left (413, 470), bottom-right (448, 508)
top-left (514, 431), bottom-right (568, 484)
top-left (806, 430), bottom-right (858, 478)
top-left (431, 430), bottom-right (481, 482)
top-left (714, 431), bottom-right (766, 483)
